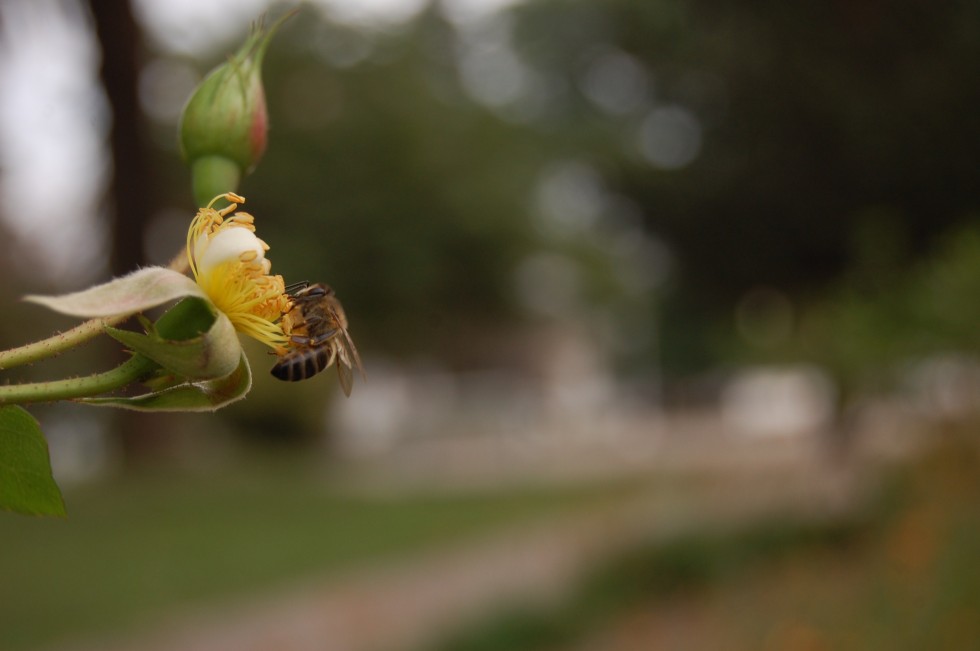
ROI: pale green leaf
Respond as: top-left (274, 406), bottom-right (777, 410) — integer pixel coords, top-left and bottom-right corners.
top-left (23, 267), bottom-right (204, 318)
top-left (0, 405), bottom-right (66, 517)
top-left (79, 353), bottom-right (252, 412)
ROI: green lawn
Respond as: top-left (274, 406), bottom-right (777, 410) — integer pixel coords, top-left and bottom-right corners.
top-left (0, 459), bottom-right (641, 650)
top-left (8, 433), bottom-right (977, 651)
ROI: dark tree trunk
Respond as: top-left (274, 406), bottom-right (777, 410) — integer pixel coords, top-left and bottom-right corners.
top-left (87, 0), bottom-right (150, 276)
top-left (88, 0), bottom-right (172, 465)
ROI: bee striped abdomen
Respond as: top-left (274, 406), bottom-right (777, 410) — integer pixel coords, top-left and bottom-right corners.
top-left (271, 346), bottom-right (335, 382)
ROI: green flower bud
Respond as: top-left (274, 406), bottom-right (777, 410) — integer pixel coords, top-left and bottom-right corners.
top-left (179, 14), bottom-right (292, 203)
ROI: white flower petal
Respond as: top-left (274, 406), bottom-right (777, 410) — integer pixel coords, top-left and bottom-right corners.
top-left (193, 232), bottom-right (209, 270)
top-left (197, 227), bottom-right (265, 278)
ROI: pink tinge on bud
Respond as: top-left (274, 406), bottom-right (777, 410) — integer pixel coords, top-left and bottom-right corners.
top-left (249, 86), bottom-right (268, 164)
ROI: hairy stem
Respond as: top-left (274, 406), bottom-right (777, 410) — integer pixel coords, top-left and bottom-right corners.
top-left (0, 317), bottom-right (123, 370)
top-left (0, 355), bottom-right (158, 405)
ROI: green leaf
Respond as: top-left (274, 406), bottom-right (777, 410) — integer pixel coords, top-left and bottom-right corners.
top-left (0, 405), bottom-right (66, 517)
top-left (23, 267), bottom-right (205, 318)
top-left (79, 352), bottom-right (252, 412)
top-left (104, 297), bottom-right (241, 380)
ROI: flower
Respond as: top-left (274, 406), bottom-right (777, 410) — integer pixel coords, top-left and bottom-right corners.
top-left (186, 193), bottom-right (291, 352)
top-left (23, 193), bottom-right (294, 410)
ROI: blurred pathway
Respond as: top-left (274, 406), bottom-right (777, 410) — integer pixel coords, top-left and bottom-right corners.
top-left (50, 432), bottom-right (866, 651)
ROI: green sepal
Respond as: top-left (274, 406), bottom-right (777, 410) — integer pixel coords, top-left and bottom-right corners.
top-left (103, 297), bottom-right (241, 381)
top-left (0, 405), bottom-right (66, 517)
top-left (78, 352), bottom-right (252, 412)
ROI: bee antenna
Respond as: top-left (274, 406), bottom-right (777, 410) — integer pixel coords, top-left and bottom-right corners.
top-left (284, 280), bottom-right (310, 296)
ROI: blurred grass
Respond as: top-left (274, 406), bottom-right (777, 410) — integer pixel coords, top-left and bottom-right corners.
top-left (417, 426), bottom-right (980, 651)
top-left (0, 458), bottom-right (644, 651)
top-left (419, 512), bottom-right (872, 651)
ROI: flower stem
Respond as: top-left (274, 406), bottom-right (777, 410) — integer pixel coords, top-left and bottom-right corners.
top-left (191, 156), bottom-right (241, 208)
top-left (0, 317), bottom-right (123, 370)
top-left (0, 355), bottom-right (158, 405)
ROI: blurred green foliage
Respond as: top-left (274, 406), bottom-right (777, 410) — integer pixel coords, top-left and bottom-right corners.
top-left (797, 222), bottom-right (980, 396)
top-left (154, 0), bottom-right (976, 383)
top-left (5, 0), bottom-right (969, 418)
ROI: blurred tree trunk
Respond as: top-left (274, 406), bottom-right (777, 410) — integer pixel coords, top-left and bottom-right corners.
top-left (88, 0), bottom-right (172, 466)
top-left (88, 0), bottom-right (148, 275)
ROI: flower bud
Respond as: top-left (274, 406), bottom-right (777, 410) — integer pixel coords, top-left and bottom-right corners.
top-left (179, 15), bottom-right (291, 200)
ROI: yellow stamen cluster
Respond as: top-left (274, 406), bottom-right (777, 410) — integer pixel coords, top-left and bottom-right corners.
top-left (186, 193), bottom-right (291, 352)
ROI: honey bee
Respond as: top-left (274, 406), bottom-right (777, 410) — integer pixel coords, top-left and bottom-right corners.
top-left (271, 283), bottom-right (364, 395)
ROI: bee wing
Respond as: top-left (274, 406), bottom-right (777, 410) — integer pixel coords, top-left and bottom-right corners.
top-left (342, 329), bottom-right (366, 380)
top-left (333, 330), bottom-right (365, 397)
top-left (336, 357), bottom-right (354, 397)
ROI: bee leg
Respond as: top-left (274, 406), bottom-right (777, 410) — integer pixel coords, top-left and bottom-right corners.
top-left (309, 330), bottom-right (339, 346)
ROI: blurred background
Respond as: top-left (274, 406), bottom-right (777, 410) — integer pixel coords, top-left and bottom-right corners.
top-left (1, 0), bottom-right (979, 649)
